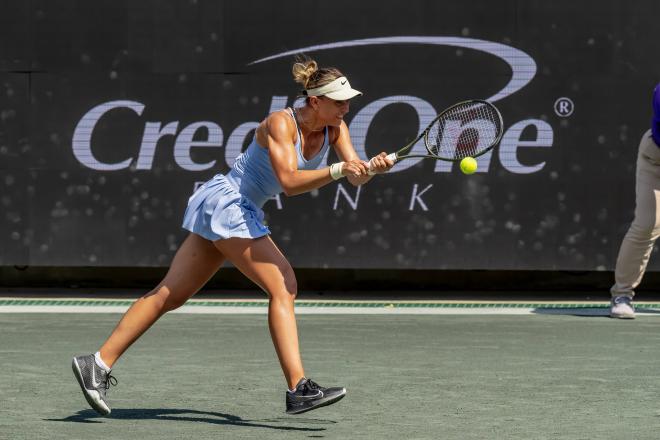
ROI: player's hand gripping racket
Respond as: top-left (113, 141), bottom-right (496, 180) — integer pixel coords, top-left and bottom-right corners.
top-left (368, 99), bottom-right (503, 173)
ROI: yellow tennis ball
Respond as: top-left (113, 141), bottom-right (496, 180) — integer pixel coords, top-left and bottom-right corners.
top-left (460, 157), bottom-right (478, 174)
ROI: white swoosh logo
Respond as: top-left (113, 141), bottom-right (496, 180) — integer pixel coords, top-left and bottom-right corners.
top-left (91, 366), bottom-right (102, 388)
top-left (248, 36), bottom-right (537, 103)
top-left (300, 390), bottom-right (323, 400)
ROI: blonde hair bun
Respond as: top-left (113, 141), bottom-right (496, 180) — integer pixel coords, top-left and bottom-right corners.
top-left (292, 57), bottom-right (344, 95)
top-left (292, 59), bottom-right (319, 90)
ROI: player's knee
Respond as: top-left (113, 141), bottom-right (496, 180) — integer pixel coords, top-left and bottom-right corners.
top-left (282, 266), bottom-right (298, 299)
top-left (629, 216), bottom-right (660, 238)
top-left (145, 286), bottom-right (189, 312)
top-left (285, 279), bottom-right (298, 300)
top-left (269, 265), bottom-right (297, 301)
top-left (163, 294), bottom-right (189, 312)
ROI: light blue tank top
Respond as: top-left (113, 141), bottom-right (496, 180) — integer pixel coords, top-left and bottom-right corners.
top-left (226, 108), bottom-right (330, 207)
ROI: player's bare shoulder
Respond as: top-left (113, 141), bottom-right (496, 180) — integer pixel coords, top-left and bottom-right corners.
top-left (328, 122), bottom-right (344, 145)
top-left (256, 109), bottom-right (295, 148)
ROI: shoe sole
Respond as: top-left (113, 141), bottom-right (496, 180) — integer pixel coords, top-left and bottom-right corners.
top-left (71, 358), bottom-right (111, 416)
top-left (609, 313), bottom-right (636, 319)
top-left (286, 389), bottom-right (346, 415)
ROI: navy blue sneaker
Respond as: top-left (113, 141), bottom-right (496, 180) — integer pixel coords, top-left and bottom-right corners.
top-left (610, 295), bottom-right (635, 319)
top-left (285, 378), bottom-right (346, 414)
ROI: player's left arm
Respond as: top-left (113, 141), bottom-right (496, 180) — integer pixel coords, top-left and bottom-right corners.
top-left (331, 121), bottom-right (393, 186)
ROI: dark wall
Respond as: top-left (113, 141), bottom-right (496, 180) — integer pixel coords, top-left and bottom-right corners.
top-left (1, 0), bottom-right (659, 270)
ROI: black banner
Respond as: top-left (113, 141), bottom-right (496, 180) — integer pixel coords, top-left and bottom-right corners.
top-left (1, 0), bottom-right (659, 269)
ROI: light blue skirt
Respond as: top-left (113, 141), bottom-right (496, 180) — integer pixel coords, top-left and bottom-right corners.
top-left (182, 174), bottom-right (270, 241)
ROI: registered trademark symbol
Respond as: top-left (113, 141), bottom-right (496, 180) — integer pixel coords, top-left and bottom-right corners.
top-left (554, 97), bottom-right (574, 117)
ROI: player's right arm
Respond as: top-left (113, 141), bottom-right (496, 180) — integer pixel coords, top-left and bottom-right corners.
top-left (265, 112), bottom-right (366, 196)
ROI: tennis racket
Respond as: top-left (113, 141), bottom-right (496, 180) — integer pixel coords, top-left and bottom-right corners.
top-left (368, 99), bottom-right (503, 173)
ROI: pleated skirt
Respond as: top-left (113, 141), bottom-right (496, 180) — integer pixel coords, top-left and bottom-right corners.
top-left (181, 174), bottom-right (270, 241)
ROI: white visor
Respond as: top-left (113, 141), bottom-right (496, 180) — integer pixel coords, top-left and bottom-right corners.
top-left (304, 76), bottom-right (362, 100)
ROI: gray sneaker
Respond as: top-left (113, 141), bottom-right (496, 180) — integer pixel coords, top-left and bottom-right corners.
top-left (610, 295), bottom-right (635, 319)
top-left (72, 354), bottom-right (117, 416)
top-left (285, 378), bottom-right (346, 415)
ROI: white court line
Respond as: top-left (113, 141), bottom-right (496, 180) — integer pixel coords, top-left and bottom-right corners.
top-left (0, 305), bottom-right (534, 314)
top-left (2, 305), bottom-right (659, 316)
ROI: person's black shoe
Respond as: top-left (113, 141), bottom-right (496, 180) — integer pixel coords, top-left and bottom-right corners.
top-left (285, 378), bottom-right (346, 414)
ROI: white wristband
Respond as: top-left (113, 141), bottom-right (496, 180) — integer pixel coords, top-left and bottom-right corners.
top-left (329, 162), bottom-right (345, 180)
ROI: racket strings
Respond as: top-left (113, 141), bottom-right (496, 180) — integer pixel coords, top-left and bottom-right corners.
top-left (427, 102), bottom-right (502, 160)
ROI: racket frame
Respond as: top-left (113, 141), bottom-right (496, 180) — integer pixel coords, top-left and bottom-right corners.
top-left (389, 99), bottom-right (503, 163)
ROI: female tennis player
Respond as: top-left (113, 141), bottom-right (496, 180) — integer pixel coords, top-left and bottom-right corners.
top-left (72, 58), bottom-right (394, 415)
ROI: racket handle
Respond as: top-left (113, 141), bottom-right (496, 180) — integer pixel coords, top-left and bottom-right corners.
top-left (367, 153), bottom-right (398, 175)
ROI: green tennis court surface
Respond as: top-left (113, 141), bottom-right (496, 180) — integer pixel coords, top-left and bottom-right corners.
top-left (2, 312), bottom-right (660, 439)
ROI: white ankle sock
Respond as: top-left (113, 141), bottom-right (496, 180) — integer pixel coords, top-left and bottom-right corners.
top-left (288, 377), bottom-right (306, 393)
top-left (94, 351), bottom-right (111, 372)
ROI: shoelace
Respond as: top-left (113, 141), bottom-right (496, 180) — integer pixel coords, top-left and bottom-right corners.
top-left (304, 379), bottom-right (320, 392)
top-left (104, 373), bottom-right (118, 390)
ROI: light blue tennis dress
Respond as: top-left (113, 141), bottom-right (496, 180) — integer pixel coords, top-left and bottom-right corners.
top-left (182, 108), bottom-right (331, 241)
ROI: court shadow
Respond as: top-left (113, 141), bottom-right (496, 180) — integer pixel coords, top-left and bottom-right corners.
top-left (532, 307), bottom-right (609, 317)
top-left (532, 307), bottom-right (660, 317)
top-left (45, 408), bottom-right (330, 432)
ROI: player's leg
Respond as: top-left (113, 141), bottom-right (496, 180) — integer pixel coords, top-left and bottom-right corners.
top-left (99, 233), bottom-right (226, 365)
top-left (611, 133), bottom-right (660, 317)
top-left (213, 235), bottom-right (303, 387)
top-left (213, 235), bottom-right (346, 414)
top-left (73, 233), bottom-right (225, 415)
